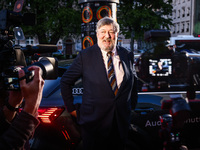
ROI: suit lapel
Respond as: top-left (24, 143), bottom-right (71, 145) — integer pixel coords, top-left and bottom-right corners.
top-left (116, 47), bottom-right (131, 96)
top-left (93, 45), bottom-right (112, 88)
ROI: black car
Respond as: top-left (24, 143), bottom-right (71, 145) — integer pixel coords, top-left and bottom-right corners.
top-left (30, 65), bottom-right (200, 150)
top-left (30, 67), bottom-right (82, 150)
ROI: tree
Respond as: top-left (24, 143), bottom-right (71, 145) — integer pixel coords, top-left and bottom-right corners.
top-left (0, 0), bottom-right (81, 44)
top-left (118, 0), bottom-right (173, 51)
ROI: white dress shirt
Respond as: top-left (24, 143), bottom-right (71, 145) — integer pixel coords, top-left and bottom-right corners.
top-left (101, 48), bottom-right (124, 88)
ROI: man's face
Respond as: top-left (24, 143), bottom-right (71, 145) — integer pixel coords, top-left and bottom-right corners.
top-left (96, 24), bottom-right (118, 52)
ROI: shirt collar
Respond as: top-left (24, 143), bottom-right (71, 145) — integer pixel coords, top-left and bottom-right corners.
top-left (101, 48), bottom-right (117, 58)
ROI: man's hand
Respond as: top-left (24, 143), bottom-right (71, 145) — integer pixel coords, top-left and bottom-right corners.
top-left (3, 90), bottom-right (23, 122)
top-left (19, 66), bottom-right (44, 116)
top-left (8, 91), bottom-right (23, 109)
top-left (70, 110), bottom-right (77, 118)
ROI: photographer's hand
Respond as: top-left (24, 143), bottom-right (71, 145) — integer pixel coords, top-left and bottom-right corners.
top-left (3, 91), bottom-right (23, 122)
top-left (19, 66), bottom-right (44, 117)
top-left (8, 90), bottom-right (23, 107)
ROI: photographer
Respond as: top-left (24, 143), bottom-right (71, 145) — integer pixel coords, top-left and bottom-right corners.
top-left (0, 66), bottom-right (44, 149)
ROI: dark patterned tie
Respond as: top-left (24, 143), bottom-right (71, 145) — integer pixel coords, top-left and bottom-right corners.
top-left (107, 51), bottom-right (118, 95)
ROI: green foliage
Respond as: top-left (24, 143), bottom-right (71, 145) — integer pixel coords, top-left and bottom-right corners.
top-left (118, 0), bottom-right (173, 40)
top-left (26, 0), bottom-right (81, 44)
top-left (1, 0), bottom-right (172, 47)
top-left (0, 0), bottom-right (81, 44)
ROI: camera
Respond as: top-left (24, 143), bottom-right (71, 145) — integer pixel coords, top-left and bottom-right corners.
top-left (0, 1), bottom-right (58, 90)
top-left (135, 30), bottom-right (200, 98)
top-left (2, 56), bottom-right (58, 90)
top-left (0, 32), bottom-right (58, 90)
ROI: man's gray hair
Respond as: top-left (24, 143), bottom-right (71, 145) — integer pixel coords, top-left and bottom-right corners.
top-left (96, 16), bottom-right (120, 33)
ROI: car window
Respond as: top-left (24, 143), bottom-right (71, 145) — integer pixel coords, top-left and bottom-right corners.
top-left (42, 78), bottom-right (61, 98)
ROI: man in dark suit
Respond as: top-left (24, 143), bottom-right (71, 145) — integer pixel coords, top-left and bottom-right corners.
top-left (60, 17), bottom-right (138, 150)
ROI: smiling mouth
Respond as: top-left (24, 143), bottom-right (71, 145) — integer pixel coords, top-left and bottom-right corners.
top-left (103, 38), bottom-right (111, 42)
top-left (103, 39), bottom-right (111, 43)
top-left (103, 41), bottom-right (111, 46)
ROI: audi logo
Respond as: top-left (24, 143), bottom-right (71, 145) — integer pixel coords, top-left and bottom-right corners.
top-left (72, 88), bottom-right (84, 95)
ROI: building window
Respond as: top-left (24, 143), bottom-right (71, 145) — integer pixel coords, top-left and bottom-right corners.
top-left (171, 25), bottom-right (175, 34)
top-left (26, 37), bottom-right (34, 45)
top-left (174, 24), bottom-right (176, 34)
top-left (173, 10), bottom-right (176, 19)
top-left (178, 9), bottom-right (180, 18)
top-left (177, 23), bottom-right (180, 33)
top-left (186, 22), bottom-right (189, 32)
top-left (187, 7), bottom-right (190, 16)
top-left (181, 22), bottom-right (185, 33)
top-left (173, 0), bottom-right (176, 6)
top-left (182, 7), bottom-right (185, 17)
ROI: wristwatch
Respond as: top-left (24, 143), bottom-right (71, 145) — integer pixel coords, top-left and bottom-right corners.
top-left (5, 99), bottom-right (20, 112)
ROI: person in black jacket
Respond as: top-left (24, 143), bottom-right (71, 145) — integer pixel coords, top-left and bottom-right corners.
top-left (0, 66), bottom-right (44, 149)
top-left (61, 17), bottom-right (138, 150)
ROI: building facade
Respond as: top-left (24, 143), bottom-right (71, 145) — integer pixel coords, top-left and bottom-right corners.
top-left (170, 0), bottom-right (200, 37)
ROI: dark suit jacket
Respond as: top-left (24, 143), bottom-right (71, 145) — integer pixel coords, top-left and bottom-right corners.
top-left (60, 44), bottom-right (138, 140)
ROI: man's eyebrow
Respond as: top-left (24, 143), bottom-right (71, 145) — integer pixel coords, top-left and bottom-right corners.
top-left (99, 29), bottom-right (114, 31)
